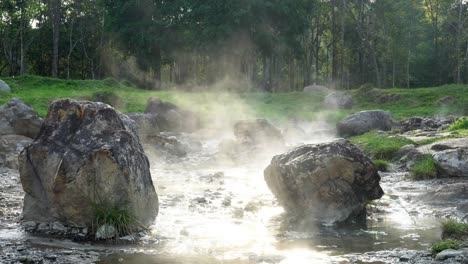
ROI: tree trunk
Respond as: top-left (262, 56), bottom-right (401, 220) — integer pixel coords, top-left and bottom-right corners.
top-left (340, 0), bottom-right (345, 89)
top-left (49, 0), bottom-right (61, 78)
top-left (456, 0), bottom-right (463, 84)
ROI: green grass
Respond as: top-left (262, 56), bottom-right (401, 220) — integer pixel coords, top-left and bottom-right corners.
top-left (442, 220), bottom-right (468, 240)
top-left (93, 203), bottom-right (140, 239)
top-left (353, 85), bottom-right (468, 119)
top-left (373, 159), bottom-right (390, 172)
top-left (431, 239), bottom-right (466, 256)
top-left (1, 75), bottom-right (467, 122)
top-left (411, 155), bottom-right (437, 180)
top-left (431, 220), bottom-right (468, 256)
top-left (448, 117), bottom-right (468, 131)
top-left (349, 131), bottom-right (416, 160)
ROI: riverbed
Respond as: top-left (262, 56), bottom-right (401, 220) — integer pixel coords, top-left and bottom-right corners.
top-left (0, 127), bottom-right (467, 263)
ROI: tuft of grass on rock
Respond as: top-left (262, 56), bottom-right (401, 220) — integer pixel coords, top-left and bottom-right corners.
top-left (350, 131), bottom-right (416, 160)
top-left (93, 203), bottom-right (138, 239)
top-left (373, 159), bottom-right (390, 172)
top-left (442, 220), bottom-right (468, 240)
top-left (447, 117), bottom-right (468, 131)
top-left (431, 239), bottom-right (465, 256)
top-left (411, 155), bottom-right (437, 180)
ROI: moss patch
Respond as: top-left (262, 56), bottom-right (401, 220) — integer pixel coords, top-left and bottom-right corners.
top-left (350, 131), bottom-right (415, 160)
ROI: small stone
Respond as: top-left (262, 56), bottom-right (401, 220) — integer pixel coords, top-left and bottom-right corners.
top-left (37, 222), bottom-right (49, 230)
top-left (95, 225), bottom-right (116, 240)
top-left (44, 255), bottom-right (58, 261)
top-left (52, 222), bottom-right (67, 232)
top-left (23, 221), bottom-right (37, 228)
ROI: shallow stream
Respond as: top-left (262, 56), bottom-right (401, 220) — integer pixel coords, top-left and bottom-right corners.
top-left (0, 128), bottom-right (466, 263)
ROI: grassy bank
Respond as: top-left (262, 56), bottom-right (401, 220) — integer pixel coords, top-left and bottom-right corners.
top-left (1, 75), bottom-right (467, 122)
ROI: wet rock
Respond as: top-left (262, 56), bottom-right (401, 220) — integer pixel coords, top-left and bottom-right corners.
top-left (0, 134), bottom-right (32, 169)
top-left (95, 225), bottom-right (116, 240)
top-left (19, 99), bottom-right (158, 232)
top-left (324, 92), bottom-right (353, 109)
top-left (396, 144), bottom-right (417, 160)
top-left (435, 248), bottom-right (468, 261)
top-left (303, 84), bottom-right (330, 94)
top-left (145, 97), bottom-right (200, 132)
top-left (0, 79), bottom-right (11, 92)
top-left (52, 222), bottom-right (67, 233)
top-left (337, 110), bottom-right (393, 137)
top-left (433, 148), bottom-right (468, 177)
top-left (23, 221), bottom-right (37, 228)
top-left (264, 139), bottom-right (384, 225)
top-left (0, 98), bottom-right (43, 138)
top-left (233, 119), bottom-right (284, 147)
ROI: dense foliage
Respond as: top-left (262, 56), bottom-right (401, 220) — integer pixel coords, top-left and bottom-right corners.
top-left (1, 0), bottom-right (468, 91)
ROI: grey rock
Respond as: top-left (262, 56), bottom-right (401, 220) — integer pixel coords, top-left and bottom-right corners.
top-left (0, 134), bottom-right (32, 169)
top-left (127, 113), bottom-right (160, 139)
top-left (0, 79), bottom-right (11, 92)
top-left (433, 148), bottom-right (468, 177)
top-left (0, 98), bottom-right (43, 138)
top-left (337, 110), bottom-right (393, 137)
top-left (19, 99), bottom-right (158, 231)
top-left (435, 248), bottom-right (468, 261)
top-left (396, 145), bottom-right (417, 160)
top-left (399, 116), bottom-right (458, 132)
top-left (431, 138), bottom-right (468, 151)
top-left (264, 139), bottom-right (384, 225)
top-left (233, 119), bottom-right (284, 147)
top-left (145, 134), bottom-right (187, 157)
top-left (438, 96), bottom-right (456, 105)
top-left (22, 221), bottom-right (37, 228)
top-left (145, 97), bottom-right (199, 132)
top-left (324, 92), bottom-right (353, 109)
top-left (52, 222), bottom-right (67, 232)
top-left (95, 225), bottom-right (116, 240)
top-left (303, 84), bottom-right (330, 94)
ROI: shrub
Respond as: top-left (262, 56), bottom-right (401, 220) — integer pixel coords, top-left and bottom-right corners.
top-left (447, 117), bottom-right (468, 131)
top-left (102, 77), bottom-right (120, 87)
top-left (442, 220), bottom-right (468, 240)
top-left (374, 159), bottom-right (390, 172)
top-left (411, 155), bottom-right (437, 180)
top-left (350, 131), bottom-right (416, 160)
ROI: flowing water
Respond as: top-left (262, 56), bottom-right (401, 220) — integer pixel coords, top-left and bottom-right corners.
top-left (0, 126), bottom-right (464, 263)
top-left (98, 132), bottom-right (445, 263)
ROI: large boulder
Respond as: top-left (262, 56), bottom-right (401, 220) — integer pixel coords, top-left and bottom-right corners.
top-left (0, 98), bottom-right (43, 138)
top-left (0, 134), bottom-right (32, 169)
top-left (324, 92), bottom-right (353, 109)
top-left (433, 148), bottom-right (468, 177)
top-left (303, 84), bottom-right (330, 94)
top-left (264, 139), bottom-right (384, 225)
top-left (145, 97), bottom-right (199, 132)
top-left (337, 110), bottom-right (393, 137)
top-left (0, 79), bottom-right (11, 92)
top-left (19, 99), bottom-right (158, 231)
top-left (233, 119), bottom-right (284, 147)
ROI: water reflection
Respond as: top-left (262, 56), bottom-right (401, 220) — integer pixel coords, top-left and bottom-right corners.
top-left (99, 134), bottom-right (443, 264)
